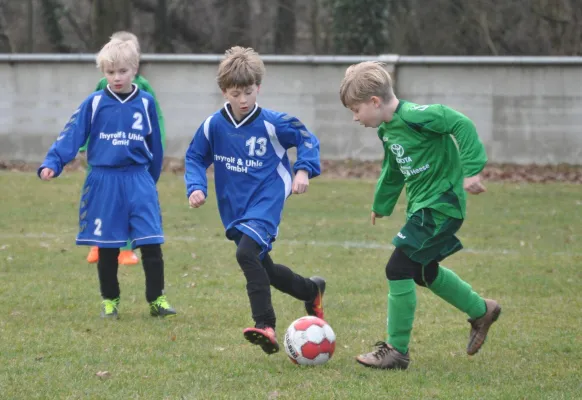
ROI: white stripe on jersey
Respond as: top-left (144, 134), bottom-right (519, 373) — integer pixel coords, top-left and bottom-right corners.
top-left (203, 116), bottom-right (213, 140)
top-left (91, 95), bottom-right (102, 123)
top-left (141, 97), bottom-right (153, 135)
top-left (264, 121), bottom-right (292, 198)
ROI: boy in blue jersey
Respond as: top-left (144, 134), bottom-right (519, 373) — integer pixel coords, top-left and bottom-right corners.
top-left (38, 38), bottom-right (176, 319)
top-left (185, 46), bottom-right (325, 354)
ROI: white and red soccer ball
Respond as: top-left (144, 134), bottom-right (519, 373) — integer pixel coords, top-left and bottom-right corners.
top-left (284, 316), bottom-right (336, 365)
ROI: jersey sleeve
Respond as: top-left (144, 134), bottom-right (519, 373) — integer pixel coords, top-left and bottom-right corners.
top-left (372, 148), bottom-right (405, 216)
top-left (406, 104), bottom-right (487, 177)
top-left (145, 98), bottom-right (163, 183)
top-left (184, 117), bottom-right (214, 198)
top-left (439, 105), bottom-right (487, 177)
top-left (274, 114), bottom-right (321, 178)
top-left (38, 97), bottom-right (93, 178)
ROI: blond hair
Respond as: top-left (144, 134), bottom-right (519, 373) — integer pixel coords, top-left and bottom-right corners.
top-left (96, 38), bottom-right (140, 71)
top-left (110, 31), bottom-right (141, 54)
top-left (217, 46), bottom-right (266, 91)
top-left (339, 61), bottom-right (394, 107)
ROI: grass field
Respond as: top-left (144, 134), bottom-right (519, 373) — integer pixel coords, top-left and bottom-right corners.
top-left (0, 171), bottom-right (580, 400)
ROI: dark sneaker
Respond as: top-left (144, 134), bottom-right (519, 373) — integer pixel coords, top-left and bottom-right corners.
top-left (305, 276), bottom-right (326, 320)
top-left (467, 298), bottom-right (501, 355)
top-left (243, 326), bottom-right (280, 355)
top-left (356, 341), bottom-right (410, 370)
top-left (101, 298), bottom-right (120, 319)
top-left (150, 295), bottom-right (177, 317)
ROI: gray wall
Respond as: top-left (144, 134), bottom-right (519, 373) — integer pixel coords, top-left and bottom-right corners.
top-left (1, 54), bottom-right (581, 164)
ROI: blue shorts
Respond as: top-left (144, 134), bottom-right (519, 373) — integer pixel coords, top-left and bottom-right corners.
top-left (227, 220), bottom-right (276, 259)
top-left (76, 165), bottom-right (164, 249)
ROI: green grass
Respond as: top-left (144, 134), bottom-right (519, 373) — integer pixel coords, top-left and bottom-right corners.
top-left (0, 171), bottom-right (580, 399)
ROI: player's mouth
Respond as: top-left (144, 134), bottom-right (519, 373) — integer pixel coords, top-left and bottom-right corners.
top-left (114, 84), bottom-right (123, 90)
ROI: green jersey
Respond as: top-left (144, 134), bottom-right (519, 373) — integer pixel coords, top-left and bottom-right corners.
top-left (79, 74), bottom-right (166, 151)
top-left (373, 100), bottom-right (487, 220)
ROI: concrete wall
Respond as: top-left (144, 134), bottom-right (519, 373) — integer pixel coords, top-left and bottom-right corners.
top-left (1, 54), bottom-right (581, 164)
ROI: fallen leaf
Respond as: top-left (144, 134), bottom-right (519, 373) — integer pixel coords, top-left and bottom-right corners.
top-left (0, 245), bottom-right (8, 250)
top-left (96, 371), bottom-right (111, 378)
top-left (191, 253), bottom-right (197, 259)
top-left (170, 332), bottom-right (177, 341)
top-left (268, 391), bottom-right (280, 400)
top-left (181, 273), bottom-right (189, 278)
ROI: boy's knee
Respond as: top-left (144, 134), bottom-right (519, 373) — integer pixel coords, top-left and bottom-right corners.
top-left (235, 244), bottom-right (258, 267)
top-left (385, 248), bottom-right (420, 281)
top-left (411, 261), bottom-right (439, 287)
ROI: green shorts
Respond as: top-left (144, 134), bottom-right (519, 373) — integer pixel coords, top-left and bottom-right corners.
top-left (392, 208), bottom-right (463, 266)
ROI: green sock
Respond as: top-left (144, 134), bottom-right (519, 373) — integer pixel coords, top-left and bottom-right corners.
top-left (428, 266), bottom-right (486, 319)
top-left (120, 239), bottom-right (132, 252)
top-left (387, 279), bottom-right (416, 354)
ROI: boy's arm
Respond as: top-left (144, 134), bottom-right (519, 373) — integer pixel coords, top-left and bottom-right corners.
top-left (184, 119), bottom-right (214, 198)
top-left (420, 105), bottom-right (487, 177)
top-left (274, 114), bottom-right (321, 178)
top-left (145, 100), bottom-right (163, 183)
top-left (441, 106), bottom-right (487, 177)
top-left (372, 151), bottom-right (405, 217)
top-left (139, 79), bottom-right (166, 150)
top-left (38, 99), bottom-right (93, 178)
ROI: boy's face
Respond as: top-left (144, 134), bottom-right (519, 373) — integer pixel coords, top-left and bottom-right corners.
top-left (103, 62), bottom-right (137, 94)
top-left (223, 84), bottom-right (259, 120)
top-left (348, 96), bottom-right (392, 128)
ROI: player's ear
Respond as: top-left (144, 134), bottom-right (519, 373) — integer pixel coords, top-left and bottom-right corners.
top-left (371, 96), bottom-right (382, 108)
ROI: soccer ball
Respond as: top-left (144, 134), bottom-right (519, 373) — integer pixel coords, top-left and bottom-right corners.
top-left (284, 316), bottom-right (336, 365)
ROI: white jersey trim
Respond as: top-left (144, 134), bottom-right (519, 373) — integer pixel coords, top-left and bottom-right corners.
top-left (264, 121), bottom-right (292, 198)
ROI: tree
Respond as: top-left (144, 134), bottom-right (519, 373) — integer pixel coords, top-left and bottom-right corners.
top-left (153, 0), bottom-right (172, 52)
top-left (91, 0), bottom-right (132, 50)
top-left (274, 0), bottom-right (296, 54)
top-left (40, 0), bottom-right (71, 52)
top-left (331, 0), bottom-right (389, 55)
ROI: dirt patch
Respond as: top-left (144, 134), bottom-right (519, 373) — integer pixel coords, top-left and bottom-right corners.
top-left (3, 158), bottom-right (581, 183)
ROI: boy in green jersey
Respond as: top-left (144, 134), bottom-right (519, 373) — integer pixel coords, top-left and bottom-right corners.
top-left (83, 31), bottom-right (167, 266)
top-left (340, 61), bottom-right (501, 370)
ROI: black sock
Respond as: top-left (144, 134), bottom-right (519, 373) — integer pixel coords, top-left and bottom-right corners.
top-left (140, 244), bottom-right (165, 303)
top-left (97, 248), bottom-right (120, 299)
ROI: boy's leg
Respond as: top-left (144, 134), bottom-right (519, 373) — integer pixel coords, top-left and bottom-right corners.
top-left (237, 235), bottom-right (276, 328)
top-left (237, 235), bottom-right (280, 354)
top-left (260, 254), bottom-right (324, 319)
top-left (356, 248), bottom-right (414, 370)
top-left (140, 244), bottom-right (175, 317)
top-left (97, 247), bottom-right (121, 318)
top-left (399, 209), bottom-right (500, 355)
top-left (127, 170), bottom-right (173, 316)
top-left (425, 264), bottom-right (500, 355)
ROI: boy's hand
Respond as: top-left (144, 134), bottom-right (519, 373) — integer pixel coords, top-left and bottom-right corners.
top-left (371, 211), bottom-right (384, 225)
top-left (40, 168), bottom-right (55, 181)
top-left (292, 170), bottom-right (309, 194)
top-left (464, 174), bottom-right (486, 195)
top-left (188, 190), bottom-right (206, 208)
